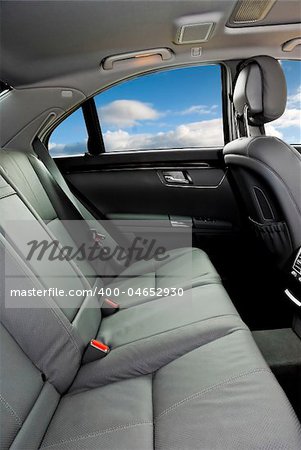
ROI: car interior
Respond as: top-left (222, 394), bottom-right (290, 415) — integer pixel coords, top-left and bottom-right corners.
top-left (0, 0), bottom-right (301, 449)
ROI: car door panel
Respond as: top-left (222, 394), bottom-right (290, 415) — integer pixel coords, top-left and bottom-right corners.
top-left (55, 148), bottom-right (241, 257)
top-left (56, 149), bottom-right (239, 223)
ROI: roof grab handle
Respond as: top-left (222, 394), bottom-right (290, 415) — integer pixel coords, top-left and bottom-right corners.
top-left (102, 48), bottom-right (173, 70)
top-left (282, 38), bottom-right (301, 52)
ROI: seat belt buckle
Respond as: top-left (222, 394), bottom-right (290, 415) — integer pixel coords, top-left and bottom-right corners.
top-left (90, 339), bottom-right (110, 354)
top-left (83, 339), bottom-right (110, 364)
top-left (102, 298), bottom-right (120, 316)
top-left (90, 229), bottom-right (106, 247)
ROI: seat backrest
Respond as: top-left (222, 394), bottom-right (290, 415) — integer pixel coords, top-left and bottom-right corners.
top-left (224, 56), bottom-right (301, 266)
top-left (0, 163), bottom-right (107, 446)
top-left (0, 146), bottom-right (130, 280)
top-left (0, 173), bottom-right (102, 391)
top-left (0, 148), bottom-right (98, 283)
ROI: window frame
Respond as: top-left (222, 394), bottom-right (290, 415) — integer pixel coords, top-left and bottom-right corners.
top-left (46, 62), bottom-right (231, 157)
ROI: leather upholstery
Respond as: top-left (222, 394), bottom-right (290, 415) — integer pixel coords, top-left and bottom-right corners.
top-left (1, 145), bottom-right (300, 449)
top-left (224, 56), bottom-right (301, 266)
top-left (0, 148), bottom-right (220, 305)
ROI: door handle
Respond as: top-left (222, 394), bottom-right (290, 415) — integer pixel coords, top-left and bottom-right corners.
top-left (164, 175), bottom-right (189, 184)
top-left (162, 171), bottom-right (191, 184)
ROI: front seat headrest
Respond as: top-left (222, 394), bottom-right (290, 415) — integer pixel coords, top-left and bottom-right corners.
top-left (233, 55), bottom-right (287, 126)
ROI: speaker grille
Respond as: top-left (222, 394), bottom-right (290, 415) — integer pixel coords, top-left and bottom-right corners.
top-left (231, 0), bottom-right (276, 24)
top-left (177, 23), bottom-right (214, 44)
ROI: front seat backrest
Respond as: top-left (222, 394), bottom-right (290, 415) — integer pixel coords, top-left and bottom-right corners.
top-left (224, 56), bottom-right (301, 267)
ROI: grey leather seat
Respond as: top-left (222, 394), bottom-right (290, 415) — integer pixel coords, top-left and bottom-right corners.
top-left (0, 147), bottom-right (221, 307)
top-left (0, 172), bottom-right (242, 371)
top-left (2, 316), bottom-right (301, 450)
top-left (0, 134), bottom-right (301, 450)
top-left (224, 56), bottom-right (301, 267)
top-left (1, 231), bottom-right (301, 449)
top-left (1, 143), bottom-right (301, 448)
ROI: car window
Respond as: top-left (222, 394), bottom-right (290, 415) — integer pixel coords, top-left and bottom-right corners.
top-left (265, 60), bottom-right (301, 145)
top-left (96, 65), bottom-right (224, 152)
top-left (49, 107), bottom-right (88, 157)
top-left (49, 65), bottom-right (224, 156)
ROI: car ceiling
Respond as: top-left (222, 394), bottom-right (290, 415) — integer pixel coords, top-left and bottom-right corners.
top-left (1, 0), bottom-right (301, 89)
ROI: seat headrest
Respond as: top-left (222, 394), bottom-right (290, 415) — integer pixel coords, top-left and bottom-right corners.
top-left (233, 56), bottom-right (287, 126)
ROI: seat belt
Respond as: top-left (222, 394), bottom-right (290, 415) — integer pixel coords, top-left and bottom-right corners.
top-left (33, 139), bottom-right (88, 218)
top-left (32, 139), bottom-right (130, 274)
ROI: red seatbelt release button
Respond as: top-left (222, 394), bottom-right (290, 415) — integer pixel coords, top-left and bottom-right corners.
top-left (90, 339), bottom-right (110, 355)
top-left (83, 339), bottom-right (110, 364)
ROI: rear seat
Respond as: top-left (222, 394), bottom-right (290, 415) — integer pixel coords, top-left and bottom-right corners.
top-left (2, 316), bottom-right (301, 450)
top-left (0, 172), bottom-right (241, 373)
top-left (0, 148), bottom-right (301, 448)
top-left (1, 280), bottom-right (301, 449)
top-left (0, 147), bottom-right (221, 308)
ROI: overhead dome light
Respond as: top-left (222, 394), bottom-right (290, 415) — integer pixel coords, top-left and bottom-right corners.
top-left (230, 0), bottom-right (277, 24)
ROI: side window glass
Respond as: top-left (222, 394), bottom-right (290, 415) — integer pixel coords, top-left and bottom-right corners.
top-left (49, 108), bottom-right (87, 157)
top-left (96, 65), bottom-right (224, 152)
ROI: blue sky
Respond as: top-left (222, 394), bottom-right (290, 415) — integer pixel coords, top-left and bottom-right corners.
top-left (50, 61), bottom-right (300, 155)
top-left (97, 65), bottom-right (222, 133)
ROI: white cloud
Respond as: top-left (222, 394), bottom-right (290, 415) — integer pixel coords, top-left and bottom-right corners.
top-left (49, 118), bottom-right (224, 156)
top-left (264, 124), bottom-right (283, 139)
top-left (49, 141), bottom-right (87, 156)
top-left (287, 85), bottom-right (301, 108)
top-left (266, 86), bottom-right (301, 141)
top-left (103, 118), bottom-right (224, 151)
top-left (99, 100), bottom-right (161, 127)
top-left (270, 108), bottom-right (301, 129)
top-left (180, 104), bottom-right (218, 115)
top-left (49, 142), bottom-right (64, 151)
